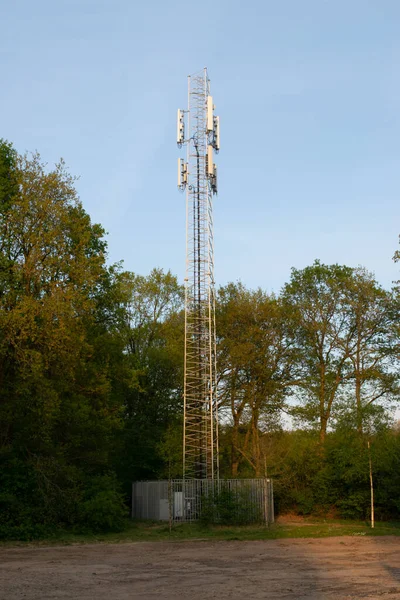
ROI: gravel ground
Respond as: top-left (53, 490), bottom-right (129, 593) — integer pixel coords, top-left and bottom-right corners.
top-left (0, 536), bottom-right (400, 599)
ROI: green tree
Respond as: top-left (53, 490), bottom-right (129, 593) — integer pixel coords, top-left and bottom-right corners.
top-left (217, 283), bottom-right (297, 476)
top-left (0, 138), bottom-right (18, 210)
top-left (0, 145), bottom-right (127, 538)
top-left (282, 261), bottom-right (356, 442)
top-left (342, 267), bottom-right (399, 434)
top-left (115, 268), bottom-right (184, 491)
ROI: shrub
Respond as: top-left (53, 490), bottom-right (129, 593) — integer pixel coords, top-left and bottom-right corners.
top-left (77, 475), bottom-right (127, 532)
top-left (200, 486), bottom-right (263, 526)
top-left (78, 490), bottom-right (127, 532)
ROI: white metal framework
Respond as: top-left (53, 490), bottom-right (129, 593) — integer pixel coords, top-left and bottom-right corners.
top-left (177, 68), bottom-right (219, 479)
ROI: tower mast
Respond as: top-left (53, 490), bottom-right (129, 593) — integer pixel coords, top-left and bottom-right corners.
top-left (177, 68), bottom-right (220, 480)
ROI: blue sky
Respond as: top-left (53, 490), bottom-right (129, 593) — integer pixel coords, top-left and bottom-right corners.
top-left (2, 0), bottom-right (400, 293)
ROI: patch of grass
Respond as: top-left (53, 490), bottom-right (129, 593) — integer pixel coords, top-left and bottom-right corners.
top-left (1, 519), bottom-right (399, 547)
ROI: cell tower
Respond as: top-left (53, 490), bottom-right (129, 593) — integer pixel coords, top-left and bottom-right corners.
top-left (177, 68), bottom-right (220, 480)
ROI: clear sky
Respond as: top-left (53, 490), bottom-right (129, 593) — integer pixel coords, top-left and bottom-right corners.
top-left (2, 0), bottom-right (399, 293)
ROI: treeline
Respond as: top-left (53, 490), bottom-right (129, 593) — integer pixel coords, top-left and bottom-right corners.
top-left (216, 267), bottom-right (399, 475)
top-left (0, 142), bottom-right (184, 538)
top-left (1, 141), bottom-right (399, 539)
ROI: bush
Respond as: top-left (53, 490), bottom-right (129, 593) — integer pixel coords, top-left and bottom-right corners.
top-left (0, 452), bottom-right (129, 539)
top-left (78, 490), bottom-right (127, 532)
top-left (200, 486), bottom-right (263, 526)
top-left (336, 491), bottom-right (369, 520)
top-left (291, 489), bottom-right (315, 515)
top-left (77, 475), bottom-right (127, 532)
top-left (0, 492), bottom-right (54, 540)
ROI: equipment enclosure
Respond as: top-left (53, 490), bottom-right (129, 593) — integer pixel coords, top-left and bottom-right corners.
top-left (132, 479), bottom-right (274, 525)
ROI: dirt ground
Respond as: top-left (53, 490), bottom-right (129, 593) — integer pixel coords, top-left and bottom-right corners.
top-left (0, 536), bottom-right (400, 600)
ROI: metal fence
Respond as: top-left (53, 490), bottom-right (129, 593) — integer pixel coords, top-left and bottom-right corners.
top-left (132, 479), bottom-right (274, 525)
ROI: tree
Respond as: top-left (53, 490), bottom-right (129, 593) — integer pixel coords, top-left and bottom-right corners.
top-left (282, 261), bottom-right (356, 442)
top-left (342, 268), bottom-right (399, 434)
top-left (115, 268), bottom-right (184, 490)
top-left (0, 145), bottom-right (127, 537)
top-left (217, 282), bottom-right (297, 476)
top-left (0, 138), bottom-right (18, 210)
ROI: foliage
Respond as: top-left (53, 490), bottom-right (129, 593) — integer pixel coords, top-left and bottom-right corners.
top-left (157, 419), bottom-right (183, 479)
top-left (217, 283), bottom-right (296, 476)
top-left (2, 138), bottom-right (400, 540)
top-left (199, 486), bottom-right (263, 526)
top-left (268, 424), bottom-right (400, 520)
top-left (77, 475), bottom-right (127, 533)
top-left (0, 142), bottom-right (128, 537)
top-left (282, 261), bottom-right (399, 440)
top-left (114, 268), bottom-right (184, 493)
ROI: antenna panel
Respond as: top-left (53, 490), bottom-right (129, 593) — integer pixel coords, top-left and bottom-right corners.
top-left (178, 157), bottom-right (182, 186)
top-left (177, 109), bottom-right (185, 144)
top-left (207, 145), bottom-right (213, 175)
top-left (207, 96), bottom-right (214, 132)
top-left (178, 158), bottom-right (187, 187)
top-left (214, 116), bottom-right (220, 150)
top-left (212, 165), bottom-right (218, 194)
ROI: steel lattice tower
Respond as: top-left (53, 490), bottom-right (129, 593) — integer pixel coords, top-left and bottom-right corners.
top-left (177, 68), bottom-right (220, 480)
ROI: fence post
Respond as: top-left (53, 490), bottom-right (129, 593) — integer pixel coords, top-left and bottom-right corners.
top-left (263, 478), bottom-right (269, 528)
top-left (270, 479), bottom-right (274, 523)
top-left (168, 479), bottom-right (173, 531)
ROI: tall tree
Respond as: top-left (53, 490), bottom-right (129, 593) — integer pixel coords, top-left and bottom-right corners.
top-left (217, 283), bottom-right (297, 476)
top-left (115, 268), bottom-right (184, 488)
top-left (0, 138), bottom-right (18, 209)
top-left (0, 146), bottom-right (126, 535)
top-left (282, 261), bottom-right (356, 442)
top-left (342, 267), bottom-right (399, 434)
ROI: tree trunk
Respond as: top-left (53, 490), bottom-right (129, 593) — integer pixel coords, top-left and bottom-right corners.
top-left (231, 414), bottom-right (240, 477)
top-left (355, 334), bottom-right (363, 435)
top-left (319, 416), bottom-right (327, 444)
top-left (319, 362), bottom-right (326, 443)
top-left (252, 408), bottom-right (261, 477)
top-left (356, 376), bottom-right (363, 435)
top-left (231, 458), bottom-right (239, 478)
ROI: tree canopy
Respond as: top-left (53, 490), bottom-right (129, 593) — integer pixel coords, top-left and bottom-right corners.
top-left (1, 139), bottom-right (400, 538)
